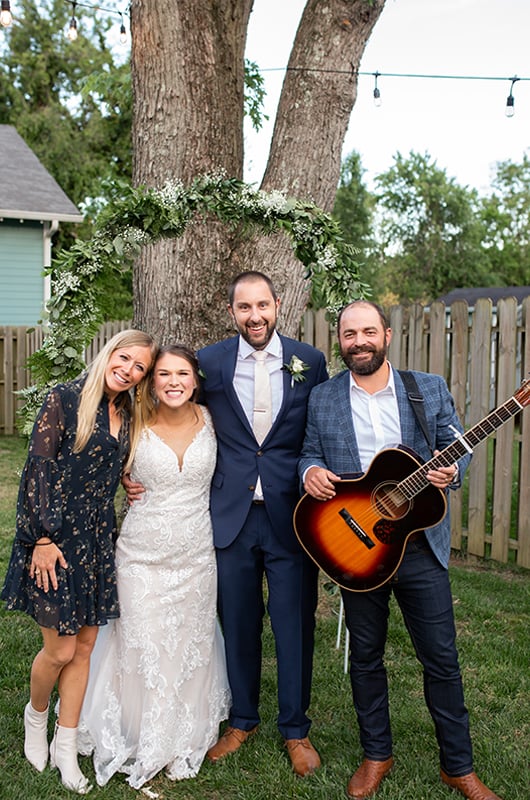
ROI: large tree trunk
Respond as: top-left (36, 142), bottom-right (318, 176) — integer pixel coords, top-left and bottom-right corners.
top-left (131, 0), bottom-right (252, 345)
top-left (130, 0), bottom-right (385, 346)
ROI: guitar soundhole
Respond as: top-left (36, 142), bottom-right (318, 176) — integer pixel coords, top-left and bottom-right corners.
top-left (372, 482), bottom-right (410, 520)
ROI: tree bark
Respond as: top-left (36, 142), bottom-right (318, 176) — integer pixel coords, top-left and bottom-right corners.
top-left (131, 0), bottom-right (253, 345)
top-left (131, 0), bottom-right (385, 346)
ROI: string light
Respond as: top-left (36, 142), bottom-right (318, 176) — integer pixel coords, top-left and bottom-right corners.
top-left (505, 76), bottom-right (519, 118)
top-left (62, 0), bottom-right (129, 44)
top-left (0, 0), bottom-right (12, 28)
top-left (373, 70), bottom-right (381, 107)
top-left (67, 1), bottom-right (78, 41)
top-left (1, 6), bottom-right (527, 118)
top-left (119, 12), bottom-right (127, 45)
top-left (272, 67), bottom-right (530, 118)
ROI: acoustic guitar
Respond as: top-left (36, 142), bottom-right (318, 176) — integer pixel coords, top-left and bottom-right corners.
top-left (294, 380), bottom-right (530, 592)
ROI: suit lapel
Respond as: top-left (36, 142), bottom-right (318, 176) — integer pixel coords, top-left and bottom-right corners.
top-left (334, 371), bottom-right (361, 467)
top-left (221, 338), bottom-right (254, 437)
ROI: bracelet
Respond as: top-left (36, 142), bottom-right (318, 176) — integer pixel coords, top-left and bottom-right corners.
top-left (34, 541), bottom-right (54, 546)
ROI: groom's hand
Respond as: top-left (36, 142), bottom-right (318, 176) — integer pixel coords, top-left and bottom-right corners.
top-left (122, 472), bottom-right (145, 505)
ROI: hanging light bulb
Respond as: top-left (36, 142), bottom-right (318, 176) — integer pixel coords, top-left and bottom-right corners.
top-left (119, 14), bottom-right (127, 45)
top-left (505, 76), bottom-right (519, 118)
top-left (67, 2), bottom-right (78, 41)
top-left (373, 71), bottom-right (382, 107)
top-left (0, 0), bottom-right (12, 28)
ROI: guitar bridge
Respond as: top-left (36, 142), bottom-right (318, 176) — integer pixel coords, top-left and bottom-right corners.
top-left (339, 508), bottom-right (376, 549)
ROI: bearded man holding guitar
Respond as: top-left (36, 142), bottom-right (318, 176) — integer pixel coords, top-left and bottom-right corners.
top-left (298, 301), bottom-right (503, 800)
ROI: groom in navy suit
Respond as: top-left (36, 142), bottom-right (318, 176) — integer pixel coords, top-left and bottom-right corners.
top-left (198, 271), bottom-right (327, 776)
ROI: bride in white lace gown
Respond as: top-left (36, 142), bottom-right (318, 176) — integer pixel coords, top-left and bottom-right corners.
top-left (79, 345), bottom-right (231, 789)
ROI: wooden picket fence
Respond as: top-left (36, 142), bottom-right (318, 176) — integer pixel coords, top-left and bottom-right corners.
top-left (2, 302), bottom-right (530, 570)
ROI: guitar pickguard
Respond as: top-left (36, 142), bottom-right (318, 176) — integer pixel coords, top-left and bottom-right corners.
top-left (372, 518), bottom-right (398, 545)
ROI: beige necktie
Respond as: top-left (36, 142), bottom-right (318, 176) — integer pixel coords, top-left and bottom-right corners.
top-left (252, 350), bottom-right (272, 444)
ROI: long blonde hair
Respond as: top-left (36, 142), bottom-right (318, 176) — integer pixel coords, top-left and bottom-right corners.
top-left (74, 329), bottom-right (158, 460)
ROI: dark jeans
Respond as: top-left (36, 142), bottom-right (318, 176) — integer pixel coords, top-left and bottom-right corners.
top-left (341, 534), bottom-right (474, 777)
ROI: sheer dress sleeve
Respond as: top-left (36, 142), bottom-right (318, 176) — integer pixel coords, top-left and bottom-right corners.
top-left (15, 388), bottom-right (67, 545)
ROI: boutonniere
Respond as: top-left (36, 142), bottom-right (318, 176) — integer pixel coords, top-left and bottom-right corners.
top-left (282, 355), bottom-right (310, 388)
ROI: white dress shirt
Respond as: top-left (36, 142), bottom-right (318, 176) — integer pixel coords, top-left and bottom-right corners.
top-left (233, 331), bottom-right (284, 501)
top-left (349, 365), bottom-right (401, 472)
top-left (233, 331), bottom-right (284, 428)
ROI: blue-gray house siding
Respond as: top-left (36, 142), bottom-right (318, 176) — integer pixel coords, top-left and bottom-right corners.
top-left (0, 220), bottom-right (44, 325)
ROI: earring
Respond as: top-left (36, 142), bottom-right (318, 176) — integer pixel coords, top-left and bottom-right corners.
top-left (136, 386), bottom-right (142, 404)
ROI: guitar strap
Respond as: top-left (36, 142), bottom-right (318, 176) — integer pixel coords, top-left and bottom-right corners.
top-left (397, 370), bottom-right (434, 455)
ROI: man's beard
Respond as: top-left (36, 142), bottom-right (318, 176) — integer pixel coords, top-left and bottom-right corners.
top-left (238, 319), bottom-right (276, 349)
top-left (341, 343), bottom-right (387, 375)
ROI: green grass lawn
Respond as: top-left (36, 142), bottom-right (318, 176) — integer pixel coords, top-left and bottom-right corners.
top-left (0, 435), bottom-right (528, 800)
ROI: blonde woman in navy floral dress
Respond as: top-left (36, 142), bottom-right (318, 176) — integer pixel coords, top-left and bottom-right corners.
top-left (1, 329), bottom-right (157, 794)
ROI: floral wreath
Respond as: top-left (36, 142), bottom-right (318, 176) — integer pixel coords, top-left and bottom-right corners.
top-left (19, 172), bottom-right (367, 433)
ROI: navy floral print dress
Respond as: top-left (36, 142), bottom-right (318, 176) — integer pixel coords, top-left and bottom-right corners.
top-left (1, 378), bottom-right (130, 636)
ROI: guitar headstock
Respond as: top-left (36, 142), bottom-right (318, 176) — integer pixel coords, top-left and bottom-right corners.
top-left (515, 379), bottom-right (530, 408)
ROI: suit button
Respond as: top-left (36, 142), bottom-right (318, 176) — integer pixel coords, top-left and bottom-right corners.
top-left (257, 450), bottom-right (263, 456)
top-left (248, 485), bottom-right (255, 491)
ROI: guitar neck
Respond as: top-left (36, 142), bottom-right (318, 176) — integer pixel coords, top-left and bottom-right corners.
top-left (400, 393), bottom-right (524, 499)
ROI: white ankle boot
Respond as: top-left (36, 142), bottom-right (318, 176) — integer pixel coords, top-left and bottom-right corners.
top-left (49, 723), bottom-right (92, 794)
top-left (24, 701), bottom-right (49, 772)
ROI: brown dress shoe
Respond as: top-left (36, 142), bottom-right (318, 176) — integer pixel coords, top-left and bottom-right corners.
top-left (206, 725), bottom-right (258, 762)
top-left (347, 757), bottom-right (394, 799)
top-left (284, 737), bottom-right (321, 777)
top-left (440, 769), bottom-right (503, 800)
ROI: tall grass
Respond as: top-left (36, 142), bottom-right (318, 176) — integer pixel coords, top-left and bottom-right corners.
top-left (0, 435), bottom-right (528, 800)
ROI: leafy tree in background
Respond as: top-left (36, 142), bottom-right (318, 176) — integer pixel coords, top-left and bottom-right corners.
top-left (327, 150), bottom-right (375, 306)
top-left (0, 0), bottom-right (130, 221)
top-left (480, 154), bottom-right (530, 287)
top-left (372, 151), bottom-right (492, 303)
top-left (0, 0), bottom-right (132, 318)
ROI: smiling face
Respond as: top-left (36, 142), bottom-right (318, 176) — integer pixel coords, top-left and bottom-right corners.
top-left (228, 277), bottom-right (280, 350)
top-left (104, 345), bottom-right (153, 398)
top-left (338, 303), bottom-right (392, 376)
top-left (152, 352), bottom-right (198, 409)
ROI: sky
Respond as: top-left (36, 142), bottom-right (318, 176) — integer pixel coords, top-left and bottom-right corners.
top-left (244, 0), bottom-right (530, 195)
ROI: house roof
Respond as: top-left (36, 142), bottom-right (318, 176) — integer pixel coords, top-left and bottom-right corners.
top-left (436, 286), bottom-right (530, 306)
top-left (0, 125), bottom-right (83, 223)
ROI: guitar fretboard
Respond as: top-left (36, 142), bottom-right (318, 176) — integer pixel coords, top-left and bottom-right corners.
top-left (399, 395), bottom-right (524, 499)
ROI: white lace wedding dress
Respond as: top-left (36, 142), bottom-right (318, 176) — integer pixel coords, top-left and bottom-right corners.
top-left (78, 410), bottom-right (231, 789)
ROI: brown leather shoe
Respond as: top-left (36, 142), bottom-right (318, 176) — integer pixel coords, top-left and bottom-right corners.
top-left (284, 737), bottom-right (321, 777)
top-left (347, 757), bottom-right (394, 799)
top-left (206, 725), bottom-right (258, 762)
top-left (440, 769), bottom-right (503, 800)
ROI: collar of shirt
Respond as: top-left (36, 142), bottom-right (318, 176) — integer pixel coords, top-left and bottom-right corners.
top-left (237, 330), bottom-right (282, 361)
top-left (348, 363), bottom-right (401, 471)
top-left (348, 361), bottom-right (396, 398)
top-left (234, 330), bottom-right (283, 423)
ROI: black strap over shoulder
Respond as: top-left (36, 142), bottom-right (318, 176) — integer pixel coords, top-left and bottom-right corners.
top-left (398, 370), bottom-right (434, 455)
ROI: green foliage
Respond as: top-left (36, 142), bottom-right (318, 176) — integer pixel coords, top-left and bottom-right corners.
top-left (328, 151), bottom-right (375, 307)
top-left (373, 151), bottom-right (491, 303)
top-left (244, 59), bottom-right (268, 132)
top-left (479, 153), bottom-right (530, 285)
top-left (18, 174), bottom-right (364, 434)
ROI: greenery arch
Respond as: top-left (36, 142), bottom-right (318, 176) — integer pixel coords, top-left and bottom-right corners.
top-left (20, 173), bottom-right (366, 433)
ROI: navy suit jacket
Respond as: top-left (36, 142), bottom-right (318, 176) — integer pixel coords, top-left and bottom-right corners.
top-left (298, 366), bottom-right (471, 568)
top-left (198, 335), bottom-right (328, 552)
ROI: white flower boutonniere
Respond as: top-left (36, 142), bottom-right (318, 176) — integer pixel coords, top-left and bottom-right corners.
top-left (283, 355), bottom-right (310, 388)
